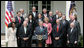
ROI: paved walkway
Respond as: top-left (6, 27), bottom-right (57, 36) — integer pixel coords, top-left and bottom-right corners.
top-left (1, 35), bottom-right (6, 47)
top-left (1, 35), bottom-right (47, 47)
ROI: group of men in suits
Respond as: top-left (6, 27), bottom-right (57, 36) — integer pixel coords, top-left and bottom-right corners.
top-left (8, 6), bottom-right (81, 47)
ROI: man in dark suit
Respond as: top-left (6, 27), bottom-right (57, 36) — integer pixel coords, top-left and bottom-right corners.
top-left (15, 11), bottom-right (24, 47)
top-left (68, 15), bottom-right (81, 42)
top-left (34, 21), bottom-right (48, 47)
top-left (52, 19), bottom-right (63, 47)
top-left (42, 8), bottom-right (49, 20)
top-left (48, 11), bottom-right (54, 27)
top-left (71, 15), bottom-right (80, 35)
top-left (19, 21), bottom-right (32, 47)
top-left (30, 6), bottom-right (38, 22)
top-left (67, 23), bottom-right (78, 47)
top-left (30, 7), bottom-right (38, 30)
top-left (20, 9), bottom-right (27, 19)
top-left (60, 15), bottom-right (69, 47)
top-left (53, 10), bottom-right (59, 20)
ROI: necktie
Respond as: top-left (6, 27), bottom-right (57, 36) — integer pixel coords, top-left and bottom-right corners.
top-left (57, 26), bottom-right (59, 32)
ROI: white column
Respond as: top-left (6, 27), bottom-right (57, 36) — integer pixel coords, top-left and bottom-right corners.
top-left (28, 1), bottom-right (29, 14)
top-left (38, 1), bottom-right (42, 13)
top-left (5, 1), bottom-right (8, 42)
top-left (66, 1), bottom-right (71, 21)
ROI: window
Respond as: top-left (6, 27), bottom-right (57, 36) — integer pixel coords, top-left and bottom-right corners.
top-left (42, 1), bottom-right (51, 13)
top-left (29, 1), bottom-right (38, 13)
top-left (29, 1), bottom-right (51, 13)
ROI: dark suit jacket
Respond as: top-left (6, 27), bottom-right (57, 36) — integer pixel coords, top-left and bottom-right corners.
top-left (15, 16), bottom-right (24, 28)
top-left (69, 20), bottom-right (81, 36)
top-left (34, 26), bottom-right (48, 45)
top-left (19, 25), bottom-right (32, 44)
top-left (35, 18), bottom-right (43, 27)
top-left (42, 13), bottom-right (49, 20)
top-left (53, 14), bottom-right (58, 20)
top-left (60, 20), bottom-right (69, 36)
top-left (30, 11), bottom-right (38, 21)
top-left (34, 26), bottom-right (47, 36)
top-left (52, 24), bottom-right (63, 40)
top-left (48, 16), bottom-right (55, 27)
top-left (28, 22), bottom-right (34, 35)
top-left (67, 27), bottom-right (78, 43)
top-left (74, 21), bottom-right (81, 36)
top-left (28, 20), bottom-right (35, 34)
top-left (15, 16), bottom-right (24, 38)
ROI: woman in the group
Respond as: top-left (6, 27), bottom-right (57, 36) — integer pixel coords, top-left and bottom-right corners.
top-left (7, 22), bottom-right (17, 47)
top-left (43, 17), bottom-right (52, 47)
top-left (28, 14), bottom-right (34, 35)
top-left (36, 13), bottom-right (43, 27)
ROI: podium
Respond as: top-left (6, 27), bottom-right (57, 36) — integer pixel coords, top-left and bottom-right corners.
top-left (32, 35), bottom-right (47, 47)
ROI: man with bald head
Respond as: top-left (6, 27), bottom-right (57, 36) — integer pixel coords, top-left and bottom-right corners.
top-left (19, 21), bottom-right (32, 47)
top-left (52, 19), bottom-right (63, 47)
top-left (67, 23), bottom-right (78, 47)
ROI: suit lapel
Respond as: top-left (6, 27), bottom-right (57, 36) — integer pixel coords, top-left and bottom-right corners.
top-left (16, 17), bottom-right (19, 23)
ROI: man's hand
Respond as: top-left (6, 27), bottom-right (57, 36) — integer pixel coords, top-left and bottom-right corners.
top-left (23, 37), bottom-right (29, 40)
top-left (48, 33), bottom-right (50, 35)
top-left (67, 40), bottom-right (69, 44)
top-left (55, 37), bottom-right (59, 40)
top-left (74, 41), bottom-right (77, 44)
top-left (67, 34), bottom-right (68, 37)
top-left (18, 37), bottom-right (19, 39)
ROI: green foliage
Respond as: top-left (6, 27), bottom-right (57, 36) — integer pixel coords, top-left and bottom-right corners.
top-left (78, 35), bottom-right (83, 47)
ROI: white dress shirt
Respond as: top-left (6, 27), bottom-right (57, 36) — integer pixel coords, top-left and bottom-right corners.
top-left (33, 12), bottom-right (36, 17)
top-left (38, 19), bottom-right (42, 22)
top-left (56, 15), bottom-right (58, 19)
top-left (44, 13), bottom-right (47, 17)
top-left (70, 28), bottom-right (73, 33)
top-left (24, 27), bottom-right (27, 34)
top-left (30, 20), bottom-right (32, 22)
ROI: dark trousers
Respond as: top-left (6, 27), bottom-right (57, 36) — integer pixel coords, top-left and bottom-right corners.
top-left (21, 40), bottom-right (31, 47)
top-left (53, 39), bottom-right (63, 47)
top-left (35, 40), bottom-right (45, 47)
top-left (47, 44), bottom-right (52, 47)
top-left (68, 43), bottom-right (78, 47)
top-left (62, 36), bottom-right (67, 47)
top-left (17, 39), bottom-right (21, 47)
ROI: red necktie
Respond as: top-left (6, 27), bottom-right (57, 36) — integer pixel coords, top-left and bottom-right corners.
top-left (18, 17), bottom-right (21, 23)
top-left (57, 26), bottom-right (59, 32)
